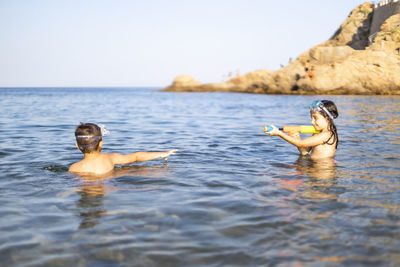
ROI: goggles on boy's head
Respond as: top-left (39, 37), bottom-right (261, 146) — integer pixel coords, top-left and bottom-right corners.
top-left (75, 136), bottom-right (102, 150)
top-left (309, 100), bottom-right (334, 120)
top-left (75, 135), bottom-right (102, 141)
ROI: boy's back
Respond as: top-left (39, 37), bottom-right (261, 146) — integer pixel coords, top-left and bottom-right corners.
top-left (69, 153), bottom-right (114, 174)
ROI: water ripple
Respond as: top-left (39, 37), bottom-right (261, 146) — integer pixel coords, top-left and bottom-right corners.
top-left (0, 89), bottom-right (399, 265)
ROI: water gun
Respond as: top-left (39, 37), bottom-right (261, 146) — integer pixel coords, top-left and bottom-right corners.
top-left (264, 125), bottom-right (319, 134)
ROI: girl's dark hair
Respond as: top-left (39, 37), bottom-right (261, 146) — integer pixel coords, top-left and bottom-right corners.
top-left (75, 123), bottom-right (102, 153)
top-left (320, 100), bottom-right (339, 148)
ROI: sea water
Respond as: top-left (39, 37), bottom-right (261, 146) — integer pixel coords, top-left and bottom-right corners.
top-left (0, 87), bottom-right (399, 266)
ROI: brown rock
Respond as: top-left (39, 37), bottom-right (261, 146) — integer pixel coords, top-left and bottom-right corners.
top-left (162, 2), bottom-right (400, 95)
top-left (172, 74), bottom-right (201, 87)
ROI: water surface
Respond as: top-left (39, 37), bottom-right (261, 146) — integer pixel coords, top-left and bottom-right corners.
top-left (0, 88), bottom-right (399, 266)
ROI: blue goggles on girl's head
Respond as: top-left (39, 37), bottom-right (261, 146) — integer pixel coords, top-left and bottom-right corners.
top-left (309, 100), bottom-right (334, 120)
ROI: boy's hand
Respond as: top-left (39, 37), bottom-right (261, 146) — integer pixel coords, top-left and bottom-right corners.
top-left (161, 149), bottom-right (178, 160)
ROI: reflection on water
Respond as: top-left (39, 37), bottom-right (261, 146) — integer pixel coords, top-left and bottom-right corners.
top-left (273, 156), bottom-right (337, 200)
top-left (74, 165), bottom-right (170, 229)
top-left (295, 156), bottom-right (337, 180)
top-left (76, 190), bottom-right (107, 229)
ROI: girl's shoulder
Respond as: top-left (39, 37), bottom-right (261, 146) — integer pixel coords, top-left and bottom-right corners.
top-left (312, 131), bottom-right (332, 141)
top-left (321, 131), bottom-right (336, 146)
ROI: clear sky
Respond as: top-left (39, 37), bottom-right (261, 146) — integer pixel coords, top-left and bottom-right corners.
top-left (0, 0), bottom-right (370, 87)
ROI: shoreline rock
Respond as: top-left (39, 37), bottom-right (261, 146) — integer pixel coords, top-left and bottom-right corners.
top-left (163, 2), bottom-right (400, 95)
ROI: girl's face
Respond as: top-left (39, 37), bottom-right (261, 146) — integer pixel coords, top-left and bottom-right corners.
top-left (311, 111), bottom-right (329, 131)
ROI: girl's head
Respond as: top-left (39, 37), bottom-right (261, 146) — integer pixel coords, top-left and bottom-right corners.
top-left (75, 123), bottom-right (103, 154)
top-left (309, 100), bottom-right (339, 147)
top-left (309, 100), bottom-right (338, 121)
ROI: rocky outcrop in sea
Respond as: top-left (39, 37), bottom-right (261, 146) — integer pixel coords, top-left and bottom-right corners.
top-left (164, 2), bottom-right (400, 95)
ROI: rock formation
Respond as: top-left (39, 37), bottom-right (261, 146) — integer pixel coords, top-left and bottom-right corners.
top-left (163, 2), bottom-right (400, 95)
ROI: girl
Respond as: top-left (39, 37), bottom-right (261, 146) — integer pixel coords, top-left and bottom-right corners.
top-left (266, 100), bottom-right (339, 160)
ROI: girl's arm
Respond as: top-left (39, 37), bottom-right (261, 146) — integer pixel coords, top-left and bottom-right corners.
top-left (110, 149), bottom-right (178, 165)
top-left (291, 132), bottom-right (312, 155)
top-left (268, 125), bottom-right (330, 151)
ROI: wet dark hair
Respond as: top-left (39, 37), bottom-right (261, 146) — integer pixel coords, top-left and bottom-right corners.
top-left (75, 123), bottom-right (102, 153)
top-left (320, 100), bottom-right (339, 148)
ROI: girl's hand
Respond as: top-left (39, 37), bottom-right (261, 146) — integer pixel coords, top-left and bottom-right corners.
top-left (267, 125), bottom-right (281, 136)
top-left (288, 132), bottom-right (300, 139)
top-left (161, 149), bottom-right (178, 160)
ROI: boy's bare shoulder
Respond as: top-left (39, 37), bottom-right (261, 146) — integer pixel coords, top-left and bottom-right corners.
top-left (69, 154), bottom-right (114, 174)
top-left (105, 152), bottom-right (123, 161)
top-left (69, 161), bottom-right (83, 173)
top-left (105, 153), bottom-right (120, 157)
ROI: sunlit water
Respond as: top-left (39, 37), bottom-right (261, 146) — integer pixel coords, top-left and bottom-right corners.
top-left (0, 88), bottom-right (399, 266)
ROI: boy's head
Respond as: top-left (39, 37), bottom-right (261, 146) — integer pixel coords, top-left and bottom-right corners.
top-left (75, 123), bottom-right (103, 154)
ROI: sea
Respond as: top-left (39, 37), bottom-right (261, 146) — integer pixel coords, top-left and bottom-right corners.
top-left (0, 87), bottom-right (399, 266)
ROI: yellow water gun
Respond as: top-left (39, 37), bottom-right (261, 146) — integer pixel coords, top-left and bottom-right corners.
top-left (264, 125), bottom-right (319, 134)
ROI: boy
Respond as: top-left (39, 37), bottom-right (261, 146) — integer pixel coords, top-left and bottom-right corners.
top-left (69, 123), bottom-right (177, 175)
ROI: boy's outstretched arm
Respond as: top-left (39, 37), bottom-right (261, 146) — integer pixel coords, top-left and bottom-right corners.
top-left (111, 149), bottom-right (178, 165)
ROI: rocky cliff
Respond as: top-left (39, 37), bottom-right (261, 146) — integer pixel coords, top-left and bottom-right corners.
top-left (163, 2), bottom-right (400, 95)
